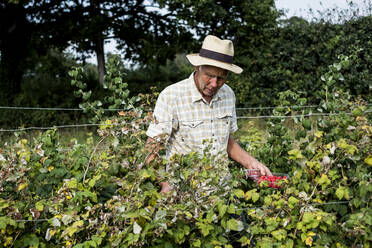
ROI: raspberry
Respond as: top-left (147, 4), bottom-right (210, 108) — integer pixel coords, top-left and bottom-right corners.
top-left (258, 175), bottom-right (287, 188)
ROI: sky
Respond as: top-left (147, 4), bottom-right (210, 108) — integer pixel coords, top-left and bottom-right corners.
top-left (276, 0), bottom-right (348, 17)
top-left (86, 0), bottom-right (369, 64)
top-left (275, 0), bottom-right (368, 19)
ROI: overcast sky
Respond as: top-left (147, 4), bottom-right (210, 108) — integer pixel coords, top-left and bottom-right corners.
top-left (275, 0), bottom-right (368, 18)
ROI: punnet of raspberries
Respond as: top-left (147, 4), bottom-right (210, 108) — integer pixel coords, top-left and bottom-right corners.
top-left (257, 175), bottom-right (287, 188)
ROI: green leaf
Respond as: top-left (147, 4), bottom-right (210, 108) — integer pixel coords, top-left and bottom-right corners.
top-left (63, 220), bottom-right (84, 237)
top-left (140, 169), bottom-right (151, 179)
top-left (234, 189), bottom-right (245, 198)
top-left (66, 178), bottom-right (78, 189)
top-left (264, 196), bottom-right (272, 206)
top-left (0, 216), bottom-right (16, 229)
top-left (217, 203), bottom-right (228, 218)
top-left (24, 234), bottom-right (40, 247)
top-left (192, 239), bottom-right (201, 247)
top-left (271, 229), bottom-right (287, 241)
top-left (198, 223), bottom-right (214, 236)
top-left (35, 201), bottom-right (44, 211)
top-left (335, 186), bottom-right (345, 200)
top-left (227, 218), bottom-right (244, 231)
top-left (302, 212), bottom-right (313, 224)
top-left (245, 189), bottom-right (255, 200)
top-left (318, 174), bottom-right (331, 189)
top-left (252, 192), bottom-right (260, 203)
top-left (0, 201), bottom-right (9, 211)
top-left (265, 218), bottom-right (279, 232)
top-left (227, 204), bottom-right (236, 214)
top-left (288, 196), bottom-right (300, 209)
top-left (302, 119), bottom-right (312, 130)
top-left (88, 174), bottom-right (102, 188)
top-left (364, 155), bottom-right (372, 166)
top-left (288, 149), bottom-right (304, 160)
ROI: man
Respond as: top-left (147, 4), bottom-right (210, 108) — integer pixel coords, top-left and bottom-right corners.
top-left (146, 35), bottom-right (272, 194)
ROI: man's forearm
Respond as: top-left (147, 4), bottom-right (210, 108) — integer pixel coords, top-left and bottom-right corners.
top-left (145, 137), bottom-right (171, 193)
top-left (227, 136), bottom-right (257, 168)
top-left (227, 135), bottom-right (272, 176)
top-left (144, 137), bottom-right (162, 165)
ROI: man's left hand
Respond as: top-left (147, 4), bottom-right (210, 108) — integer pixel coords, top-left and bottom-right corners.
top-left (246, 158), bottom-right (272, 176)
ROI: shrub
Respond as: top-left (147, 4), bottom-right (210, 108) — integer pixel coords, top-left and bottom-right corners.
top-left (0, 53), bottom-right (371, 247)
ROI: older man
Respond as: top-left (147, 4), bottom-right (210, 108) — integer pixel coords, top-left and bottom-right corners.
top-left (146, 35), bottom-right (272, 194)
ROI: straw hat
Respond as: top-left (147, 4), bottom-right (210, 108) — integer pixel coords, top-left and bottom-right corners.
top-left (186, 35), bottom-right (243, 74)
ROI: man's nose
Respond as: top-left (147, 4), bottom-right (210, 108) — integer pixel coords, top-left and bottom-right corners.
top-left (209, 77), bottom-right (218, 87)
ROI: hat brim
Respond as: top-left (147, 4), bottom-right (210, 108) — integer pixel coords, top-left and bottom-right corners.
top-left (186, 53), bottom-right (243, 74)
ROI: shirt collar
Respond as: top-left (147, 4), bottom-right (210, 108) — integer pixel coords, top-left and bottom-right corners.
top-left (189, 72), bottom-right (223, 104)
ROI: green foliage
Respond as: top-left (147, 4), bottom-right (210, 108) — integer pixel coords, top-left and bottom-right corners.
top-left (1, 54), bottom-right (371, 247)
top-left (70, 55), bottom-right (141, 123)
top-left (230, 13), bottom-right (371, 107)
top-left (121, 1), bottom-right (370, 110)
top-left (124, 53), bottom-right (194, 97)
top-left (0, 49), bottom-right (98, 128)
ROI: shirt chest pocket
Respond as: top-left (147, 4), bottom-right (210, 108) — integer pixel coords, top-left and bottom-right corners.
top-left (179, 120), bottom-right (204, 143)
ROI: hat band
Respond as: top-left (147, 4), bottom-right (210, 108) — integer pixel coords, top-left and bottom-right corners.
top-left (199, 48), bottom-right (233, 64)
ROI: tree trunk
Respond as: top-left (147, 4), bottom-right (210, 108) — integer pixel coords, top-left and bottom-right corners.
top-left (0, 4), bottom-right (30, 103)
top-left (95, 37), bottom-right (105, 85)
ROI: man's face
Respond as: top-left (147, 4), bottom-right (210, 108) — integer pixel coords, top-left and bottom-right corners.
top-left (195, 65), bottom-right (229, 99)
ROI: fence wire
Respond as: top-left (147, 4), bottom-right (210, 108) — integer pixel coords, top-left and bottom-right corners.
top-left (0, 110), bottom-right (371, 132)
top-left (1, 104), bottom-right (370, 112)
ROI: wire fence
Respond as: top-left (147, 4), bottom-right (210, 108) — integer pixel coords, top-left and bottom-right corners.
top-left (0, 103), bottom-right (370, 133)
top-left (0, 110), bottom-right (371, 133)
top-left (1, 104), bottom-right (371, 112)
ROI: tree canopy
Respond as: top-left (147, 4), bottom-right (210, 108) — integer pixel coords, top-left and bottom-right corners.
top-left (0, 0), bottom-right (197, 90)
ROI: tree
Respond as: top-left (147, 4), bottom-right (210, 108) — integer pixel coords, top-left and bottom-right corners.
top-left (0, 0), bottom-right (194, 97)
top-left (32, 0), bottom-right (193, 84)
top-left (0, 2), bottom-right (33, 103)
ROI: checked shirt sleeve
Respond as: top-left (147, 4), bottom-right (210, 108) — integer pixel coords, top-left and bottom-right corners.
top-left (146, 88), bottom-right (175, 139)
top-left (230, 90), bottom-right (239, 134)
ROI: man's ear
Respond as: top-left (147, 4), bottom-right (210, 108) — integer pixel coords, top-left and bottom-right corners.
top-left (194, 66), bottom-right (200, 72)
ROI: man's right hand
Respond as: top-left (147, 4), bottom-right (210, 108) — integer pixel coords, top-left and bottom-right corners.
top-left (159, 181), bottom-right (171, 194)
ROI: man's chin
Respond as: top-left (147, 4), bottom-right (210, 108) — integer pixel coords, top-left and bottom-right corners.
top-left (204, 90), bottom-right (215, 96)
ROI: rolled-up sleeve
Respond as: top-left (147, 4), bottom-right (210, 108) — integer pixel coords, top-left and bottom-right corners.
top-left (146, 89), bottom-right (174, 139)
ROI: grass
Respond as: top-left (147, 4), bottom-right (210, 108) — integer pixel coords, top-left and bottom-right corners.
top-left (234, 118), bottom-right (267, 140)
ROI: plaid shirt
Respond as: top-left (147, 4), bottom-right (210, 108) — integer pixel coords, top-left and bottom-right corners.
top-left (146, 72), bottom-right (238, 158)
